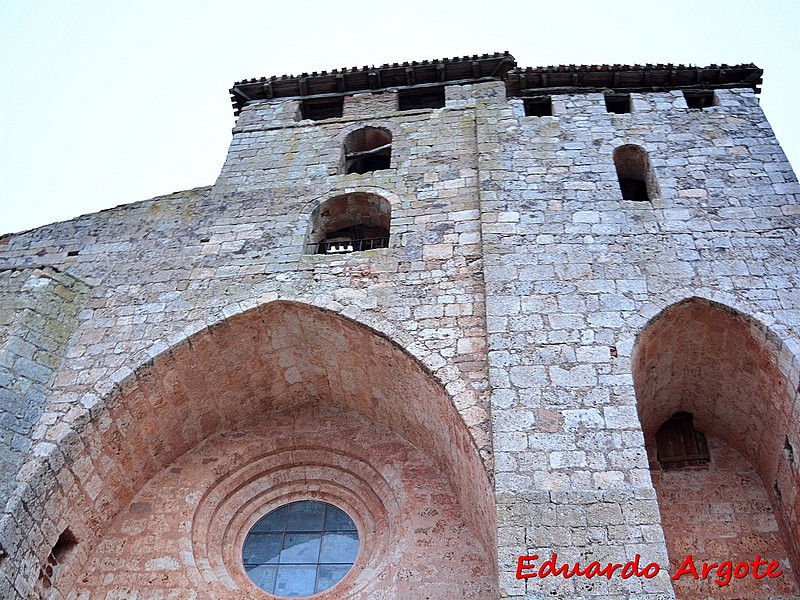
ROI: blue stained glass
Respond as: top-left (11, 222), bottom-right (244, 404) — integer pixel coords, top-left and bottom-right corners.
top-left (319, 532), bottom-right (359, 563)
top-left (245, 564), bottom-right (277, 589)
top-left (280, 533), bottom-right (321, 563)
top-left (324, 505), bottom-right (358, 532)
top-left (286, 500), bottom-right (326, 531)
top-left (275, 564), bottom-right (317, 596)
top-left (242, 533), bottom-right (281, 564)
top-left (242, 500), bottom-right (359, 596)
top-left (316, 564), bottom-right (352, 593)
top-left (251, 504), bottom-right (289, 532)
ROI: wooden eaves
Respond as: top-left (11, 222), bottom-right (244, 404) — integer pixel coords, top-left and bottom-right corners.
top-left (229, 55), bottom-right (764, 115)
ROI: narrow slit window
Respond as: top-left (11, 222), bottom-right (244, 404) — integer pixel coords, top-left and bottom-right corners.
top-left (523, 96), bottom-right (552, 117)
top-left (613, 144), bottom-right (657, 201)
top-left (301, 97), bottom-right (344, 120)
top-left (51, 529), bottom-right (78, 564)
top-left (397, 86), bottom-right (445, 111)
top-left (39, 528), bottom-right (77, 589)
top-left (683, 90), bottom-right (716, 109)
top-left (656, 412), bottom-right (710, 469)
top-left (605, 93), bottom-right (631, 114)
top-left (343, 127), bottom-right (392, 174)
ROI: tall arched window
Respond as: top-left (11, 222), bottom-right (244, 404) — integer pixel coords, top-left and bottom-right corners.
top-left (342, 127), bottom-right (392, 175)
top-left (613, 144), bottom-right (658, 201)
top-left (307, 192), bottom-right (391, 254)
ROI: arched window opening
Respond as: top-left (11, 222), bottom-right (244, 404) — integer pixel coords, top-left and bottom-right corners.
top-left (307, 193), bottom-right (390, 255)
top-left (655, 412), bottom-right (710, 469)
top-left (343, 127), bottom-right (392, 175)
top-left (613, 144), bottom-right (657, 201)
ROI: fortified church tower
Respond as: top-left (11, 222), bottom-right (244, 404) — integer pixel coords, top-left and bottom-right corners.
top-left (0, 52), bottom-right (798, 599)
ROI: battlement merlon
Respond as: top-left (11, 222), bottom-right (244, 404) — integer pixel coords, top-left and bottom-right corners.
top-left (229, 51), bottom-right (516, 115)
top-left (229, 52), bottom-right (763, 116)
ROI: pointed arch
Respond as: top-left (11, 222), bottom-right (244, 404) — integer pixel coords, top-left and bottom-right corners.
top-left (633, 297), bottom-right (800, 596)
top-left (5, 300), bottom-right (497, 597)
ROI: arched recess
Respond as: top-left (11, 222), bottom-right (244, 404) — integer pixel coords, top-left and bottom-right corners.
top-left (306, 192), bottom-right (390, 254)
top-left (613, 144), bottom-right (658, 201)
top-left (342, 126), bottom-right (392, 174)
top-left (11, 301), bottom-right (497, 598)
top-left (633, 297), bottom-right (800, 598)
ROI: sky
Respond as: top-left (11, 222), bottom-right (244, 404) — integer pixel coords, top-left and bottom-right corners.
top-left (1, 0), bottom-right (799, 235)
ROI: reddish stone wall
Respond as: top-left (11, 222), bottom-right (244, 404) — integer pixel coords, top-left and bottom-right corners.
top-left (652, 435), bottom-right (799, 598)
top-left (33, 301), bottom-right (497, 597)
top-left (633, 297), bottom-right (800, 597)
top-left (70, 405), bottom-right (496, 598)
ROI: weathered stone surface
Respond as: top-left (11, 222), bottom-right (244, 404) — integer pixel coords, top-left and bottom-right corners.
top-left (0, 268), bottom-right (88, 506)
top-left (0, 62), bottom-right (797, 600)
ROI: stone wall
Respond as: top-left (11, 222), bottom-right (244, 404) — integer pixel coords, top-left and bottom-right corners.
top-left (0, 267), bottom-right (88, 505)
top-left (0, 88), bottom-right (497, 598)
top-left (0, 72), bottom-right (797, 599)
top-left (653, 435), bottom-right (799, 598)
top-left (476, 85), bottom-right (800, 598)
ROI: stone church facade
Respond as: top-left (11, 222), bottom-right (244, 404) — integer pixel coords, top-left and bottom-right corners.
top-left (0, 52), bottom-right (798, 599)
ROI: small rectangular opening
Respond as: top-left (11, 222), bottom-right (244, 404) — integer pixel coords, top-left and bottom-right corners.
top-left (656, 412), bottom-right (710, 469)
top-left (683, 90), bottom-right (716, 109)
top-left (300, 97), bottom-right (344, 120)
top-left (523, 96), bottom-right (552, 117)
top-left (397, 87), bottom-right (445, 111)
top-left (605, 93), bottom-right (631, 114)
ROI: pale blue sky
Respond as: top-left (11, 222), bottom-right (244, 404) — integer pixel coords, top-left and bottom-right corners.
top-left (1, 0), bottom-right (799, 234)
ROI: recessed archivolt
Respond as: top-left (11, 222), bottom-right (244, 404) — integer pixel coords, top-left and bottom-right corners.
top-left (187, 418), bottom-right (401, 594)
top-left (2, 299), bottom-right (497, 596)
